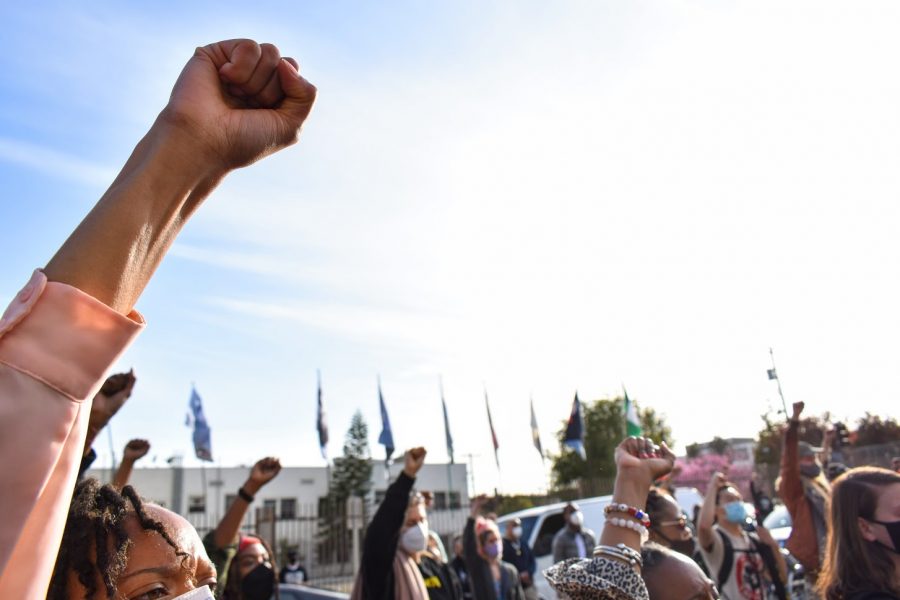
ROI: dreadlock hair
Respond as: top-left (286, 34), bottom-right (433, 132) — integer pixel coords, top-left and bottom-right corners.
top-left (47, 478), bottom-right (188, 600)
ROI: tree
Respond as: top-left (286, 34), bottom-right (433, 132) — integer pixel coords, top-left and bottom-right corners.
top-left (551, 396), bottom-right (672, 496)
top-left (854, 413), bottom-right (900, 447)
top-left (753, 410), bottom-right (830, 466)
top-left (318, 411), bottom-right (373, 566)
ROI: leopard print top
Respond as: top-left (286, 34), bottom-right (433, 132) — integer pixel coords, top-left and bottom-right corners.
top-left (544, 556), bottom-right (649, 600)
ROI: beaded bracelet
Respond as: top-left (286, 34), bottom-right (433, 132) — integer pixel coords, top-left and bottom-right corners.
top-left (604, 502), bottom-right (651, 527)
top-left (606, 515), bottom-right (649, 541)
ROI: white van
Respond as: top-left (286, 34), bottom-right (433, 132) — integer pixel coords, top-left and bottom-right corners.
top-left (496, 488), bottom-right (703, 600)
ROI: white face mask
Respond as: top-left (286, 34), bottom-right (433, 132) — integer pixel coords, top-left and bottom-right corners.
top-left (512, 526), bottom-right (523, 539)
top-left (172, 586), bottom-right (215, 600)
top-left (400, 521), bottom-right (429, 554)
top-left (569, 511), bottom-right (584, 527)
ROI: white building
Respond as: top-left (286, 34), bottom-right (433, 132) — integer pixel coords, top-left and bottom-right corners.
top-left (86, 461), bottom-right (470, 563)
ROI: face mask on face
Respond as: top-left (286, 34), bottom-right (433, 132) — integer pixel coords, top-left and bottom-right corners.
top-left (400, 521), bottom-right (429, 554)
top-left (870, 518), bottom-right (900, 554)
top-left (172, 587), bottom-right (215, 600)
top-left (800, 463), bottom-right (822, 479)
top-left (652, 525), bottom-right (696, 557)
top-left (241, 563), bottom-right (275, 600)
top-left (723, 501), bottom-right (748, 524)
top-left (511, 526), bottom-right (523, 539)
top-left (569, 511), bottom-right (584, 528)
top-left (483, 539), bottom-right (502, 559)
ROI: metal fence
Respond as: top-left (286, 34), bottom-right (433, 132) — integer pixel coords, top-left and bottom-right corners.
top-left (185, 501), bottom-right (469, 592)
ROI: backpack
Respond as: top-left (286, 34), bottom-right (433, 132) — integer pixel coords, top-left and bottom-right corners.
top-left (716, 529), bottom-right (787, 600)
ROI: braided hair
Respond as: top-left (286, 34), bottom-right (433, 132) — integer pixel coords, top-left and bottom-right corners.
top-left (47, 478), bottom-right (188, 600)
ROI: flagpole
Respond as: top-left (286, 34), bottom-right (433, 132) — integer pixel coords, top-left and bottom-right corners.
top-left (769, 348), bottom-right (789, 417)
top-left (106, 423), bottom-right (117, 484)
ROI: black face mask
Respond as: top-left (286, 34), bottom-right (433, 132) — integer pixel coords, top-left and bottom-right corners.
top-left (653, 528), bottom-right (697, 558)
top-left (241, 563), bottom-right (275, 600)
top-left (800, 464), bottom-right (822, 479)
top-left (870, 518), bottom-right (900, 554)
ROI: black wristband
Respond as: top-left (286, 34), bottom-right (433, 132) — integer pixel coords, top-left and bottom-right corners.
top-left (238, 487), bottom-right (255, 503)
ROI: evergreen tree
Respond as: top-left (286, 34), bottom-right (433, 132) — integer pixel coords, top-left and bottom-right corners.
top-left (318, 411), bottom-right (373, 566)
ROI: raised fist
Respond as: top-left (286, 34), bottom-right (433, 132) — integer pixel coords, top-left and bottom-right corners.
top-left (161, 39), bottom-right (317, 173)
top-left (247, 456), bottom-right (282, 491)
top-left (403, 447), bottom-right (427, 478)
top-left (123, 439), bottom-right (151, 461)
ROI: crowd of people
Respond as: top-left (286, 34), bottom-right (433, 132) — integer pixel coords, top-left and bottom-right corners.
top-left (0, 37), bottom-right (899, 600)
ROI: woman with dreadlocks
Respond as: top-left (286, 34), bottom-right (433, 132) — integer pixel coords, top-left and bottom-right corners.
top-left (48, 479), bottom-right (217, 599)
top-left (0, 38), bottom-right (316, 597)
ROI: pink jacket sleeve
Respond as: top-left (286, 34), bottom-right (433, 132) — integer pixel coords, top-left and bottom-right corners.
top-left (0, 270), bottom-right (144, 598)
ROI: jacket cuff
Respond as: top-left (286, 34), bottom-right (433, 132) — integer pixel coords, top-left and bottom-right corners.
top-left (0, 270), bottom-right (144, 401)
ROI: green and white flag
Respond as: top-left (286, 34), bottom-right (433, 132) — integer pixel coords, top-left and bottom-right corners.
top-left (624, 388), bottom-right (642, 437)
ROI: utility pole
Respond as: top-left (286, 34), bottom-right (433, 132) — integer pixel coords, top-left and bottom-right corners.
top-left (462, 453), bottom-right (479, 497)
top-left (768, 347), bottom-right (789, 417)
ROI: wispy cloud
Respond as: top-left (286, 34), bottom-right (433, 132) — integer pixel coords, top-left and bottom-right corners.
top-left (0, 136), bottom-right (116, 188)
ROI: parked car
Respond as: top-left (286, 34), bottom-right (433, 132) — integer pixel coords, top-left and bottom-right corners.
top-left (276, 584), bottom-right (350, 600)
top-left (762, 503), bottom-right (793, 546)
top-left (496, 488), bottom-right (703, 599)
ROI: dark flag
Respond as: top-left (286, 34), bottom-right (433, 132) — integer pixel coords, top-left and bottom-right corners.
top-left (378, 379), bottom-right (395, 465)
top-left (316, 370), bottom-right (328, 460)
top-left (441, 383), bottom-right (454, 464)
top-left (485, 388), bottom-right (500, 468)
top-left (563, 392), bottom-right (586, 460)
top-left (767, 368), bottom-right (778, 380)
top-left (188, 387), bottom-right (213, 462)
top-left (530, 397), bottom-right (544, 461)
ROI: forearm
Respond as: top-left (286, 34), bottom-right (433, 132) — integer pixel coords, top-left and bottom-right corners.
top-left (600, 471), bottom-right (647, 555)
top-left (212, 479), bottom-right (259, 548)
top-left (44, 118), bottom-right (226, 314)
top-left (697, 488), bottom-right (717, 547)
top-left (112, 458), bottom-right (136, 489)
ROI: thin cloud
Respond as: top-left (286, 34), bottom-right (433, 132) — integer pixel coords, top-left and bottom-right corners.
top-left (0, 136), bottom-right (116, 188)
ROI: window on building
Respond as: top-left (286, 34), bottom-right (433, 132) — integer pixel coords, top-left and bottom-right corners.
top-left (374, 490), bottom-right (386, 505)
top-left (449, 492), bottom-right (461, 509)
top-left (188, 495), bottom-right (206, 514)
top-left (281, 498), bottom-right (297, 520)
top-left (433, 492), bottom-right (448, 510)
top-left (224, 494), bottom-right (237, 510)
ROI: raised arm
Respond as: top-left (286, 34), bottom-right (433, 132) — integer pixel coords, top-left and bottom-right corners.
top-left (112, 439), bottom-right (150, 489)
top-left (44, 40), bottom-right (316, 314)
top-left (0, 39), bottom-right (315, 598)
top-left (211, 457), bottom-right (281, 548)
top-left (698, 471), bottom-right (726, 551)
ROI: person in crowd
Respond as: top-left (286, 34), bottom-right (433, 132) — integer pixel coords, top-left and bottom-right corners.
top-left (780, 401), bottom-right (830, 580)
top-left (826, 462), bottom-right (849, 482)
top-left (546, 436), bottom-right (682, 599)
top-left (892, 457), bottom-right (900, 473)
top-left (552, 501), bottom-right (597, 562)
top-left (204, 456), bottom-right (282, 598)
top-left (112, 438), bottom-right (151, 489)
top-left (48, 479), bottom-right (218, 600)
top-left (421, 490), bottom-right (450, 563)
top-left (502, 517), bottom-right (538, 600)
top-left (0, 36), bottom-right (316, 598)
top-left (641, 542), bottom-right (720, 600)
top-left (280, 550), bottom-right (308, 585)
top-left (816, 467), bottom-right (900, 600)
top-left (749, 473), bottom-right (775, 522)
top-left (465, 495), bottom-right (525, 600)
top-left (78, 371), bottom-right (138, 480)
top-left (698, 473), bottom-right (787, 600)
top-left (353, 447), bottom-right (463, 600)
top-left (645, 488), bottom-right (702, 562)
top-left (450, 535), bottom-right (474, 600)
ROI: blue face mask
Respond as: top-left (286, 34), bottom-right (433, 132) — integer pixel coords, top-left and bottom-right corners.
top-left (723, 501), bottom-right (748, 524)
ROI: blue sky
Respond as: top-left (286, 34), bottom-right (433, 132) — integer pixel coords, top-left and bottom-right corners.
top-left (4, 1), bottom-right (900, 494)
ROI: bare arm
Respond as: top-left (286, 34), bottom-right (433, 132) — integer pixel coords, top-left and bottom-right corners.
top-left (697, 472), bottom-right (726, 551)
top-left (599, 437), bottom-right (676, 569)
top-left (212, 457), bottom-right (281, 548)
top-left (756, 525), bottom-right (788, 584)
top-left (112, 439), bottom-right (150, 488)
top-left (44, 40), bottom-right (316, 314)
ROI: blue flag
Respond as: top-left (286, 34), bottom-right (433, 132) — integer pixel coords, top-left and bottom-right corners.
top-left (378, 380), bottom-right (395, 464)
top-left (316, 370), bottom-right (328, 460)
top-left (563, 393), bottom-right (586, 460)
top-left (441, 385), bottom-right (454, 464)
top-left (189, 387), bottom-right (213, 462)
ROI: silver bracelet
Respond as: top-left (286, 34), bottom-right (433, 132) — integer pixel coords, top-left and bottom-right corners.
top-left (592, 544), bottom-right (643, 569)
